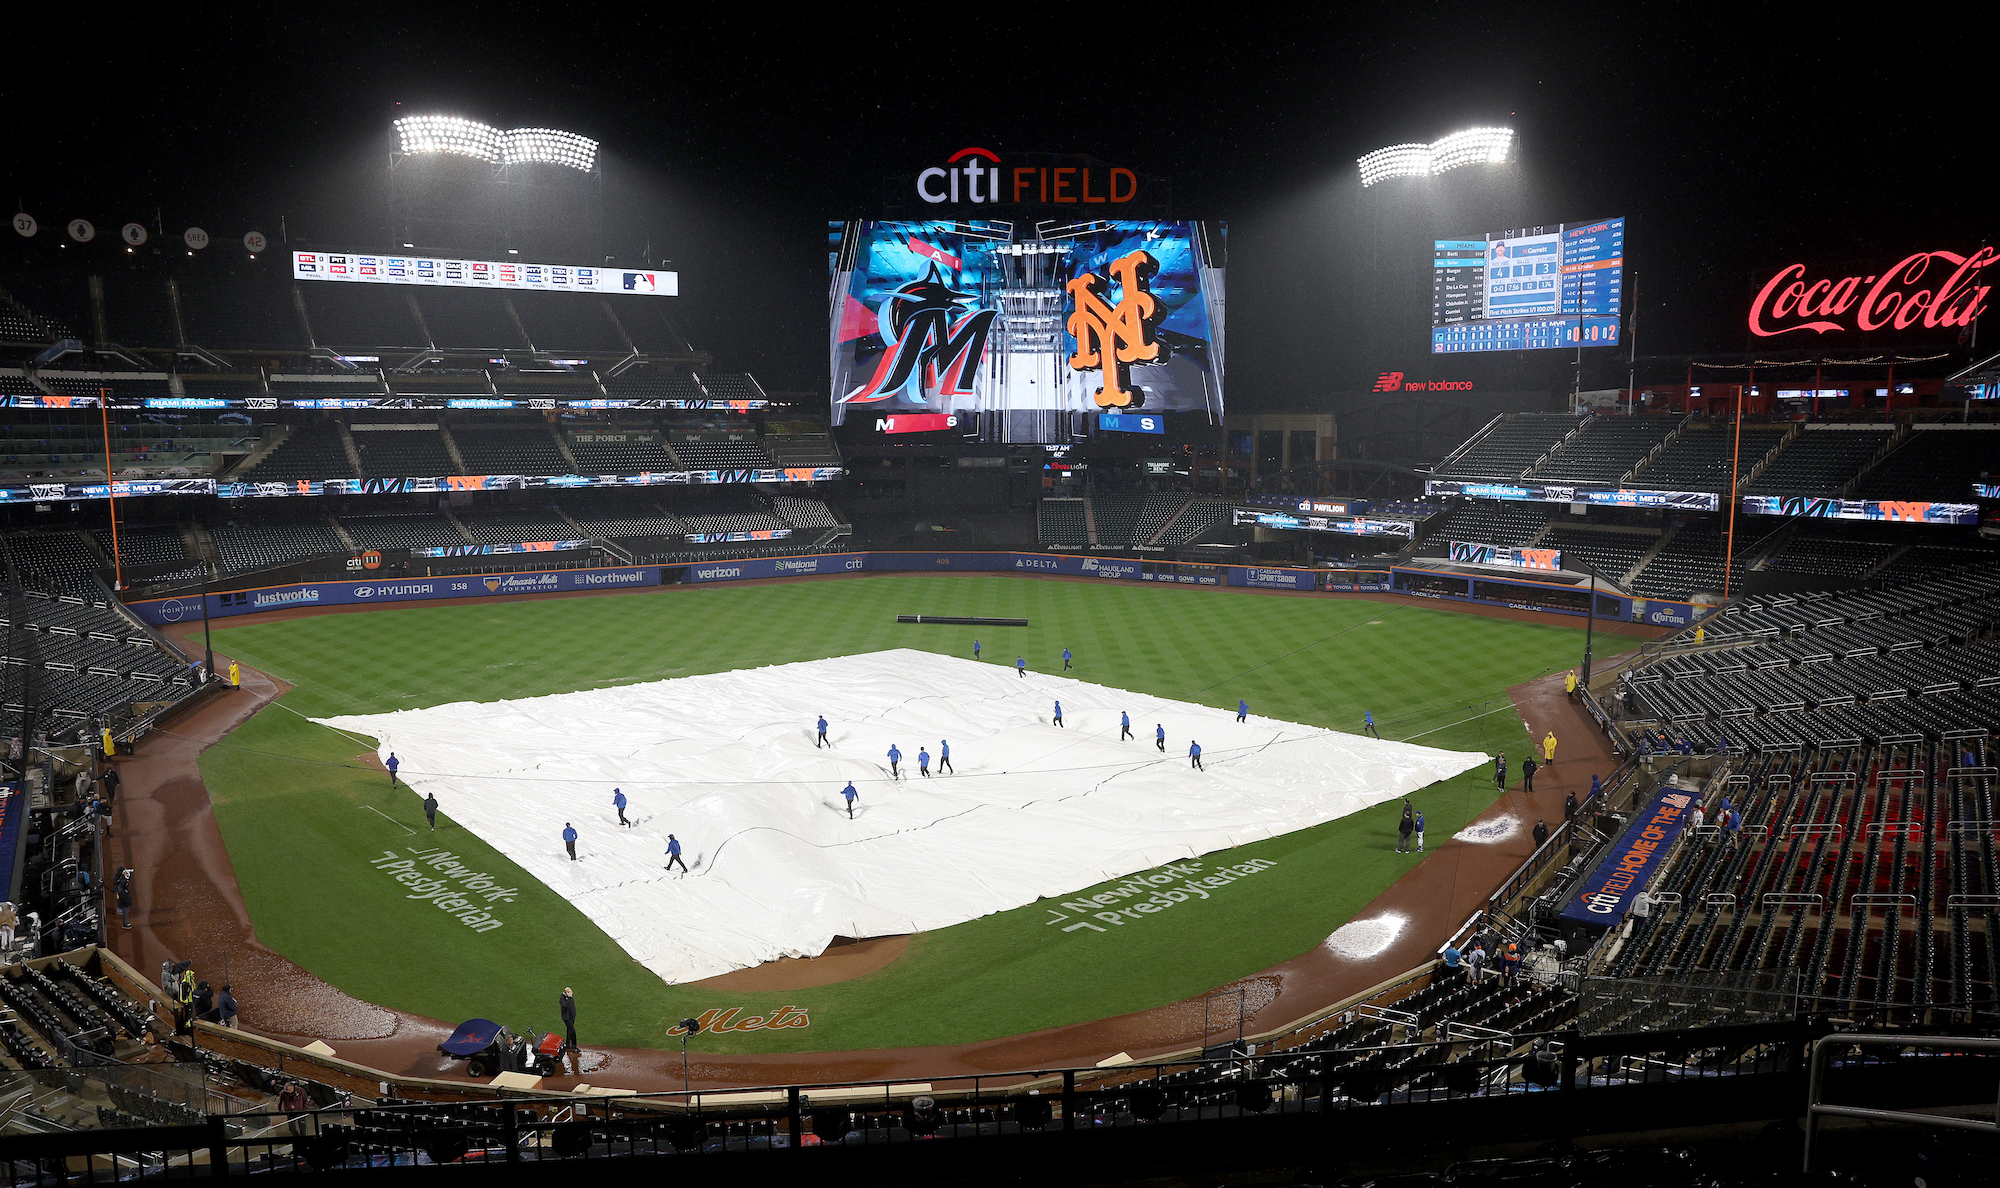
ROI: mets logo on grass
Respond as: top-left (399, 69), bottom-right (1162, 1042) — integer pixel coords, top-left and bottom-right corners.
top-left (667, 1007), bottom-right (810, 1036)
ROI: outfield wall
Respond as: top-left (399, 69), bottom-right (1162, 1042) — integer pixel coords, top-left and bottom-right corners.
top-left (121, 552), bottom-right (1706, 629)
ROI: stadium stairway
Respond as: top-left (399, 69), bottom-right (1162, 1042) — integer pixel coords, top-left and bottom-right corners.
top-left (221, 424), bottom-right (292, 479)
top-left (337, 423), bottom-right (363, 476)
top-left (437, 424), bottom-right (471, 475)
top-left (1143, 496), bottom-right (1196, 547)
top-left (1084, 497), bottom-right (1100, 546)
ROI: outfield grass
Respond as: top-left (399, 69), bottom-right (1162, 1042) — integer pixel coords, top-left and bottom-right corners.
top-left (200, 576), bottom-right (1586, 1052)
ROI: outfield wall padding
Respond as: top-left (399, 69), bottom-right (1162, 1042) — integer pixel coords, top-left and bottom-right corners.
top-left (121, 551), bottom-right (1704, 630)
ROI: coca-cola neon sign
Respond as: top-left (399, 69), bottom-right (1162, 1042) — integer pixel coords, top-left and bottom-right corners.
top-left (1747, 247), bottom-right (1996, 337)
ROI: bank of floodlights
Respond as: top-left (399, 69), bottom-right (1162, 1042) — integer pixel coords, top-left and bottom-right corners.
top-left (1357, 127), bottom-right (1514, 186)
top-left (394, 116), bottom-right (599, 172)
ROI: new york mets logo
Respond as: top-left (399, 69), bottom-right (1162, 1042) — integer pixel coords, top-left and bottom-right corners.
top-left (1066, 249), bottom-right (1167, 409)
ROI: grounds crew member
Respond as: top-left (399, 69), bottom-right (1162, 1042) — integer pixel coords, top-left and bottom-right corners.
top-left (1543, 731), bottom-right (1558, 765)
top-left (1016, 655), bottom-right (1026, 678)
top-left (1565, 670), bottom-right (1578, 697)
top-left (1156, 723), bottom-right (1166, 752)
top-left (386, 752), bottom-right (400, 787)
top-left (560, 987), bottom-right (578, 1052)
top-left (1237, 698), bottom-right (1249, 723)
top-left (887, 744), bottom-right (902, 780)
top-left (1052, 700), bottom-right (1064, 728)
top-left (938, 739), bottom-right (952, 773)
top-left (973, 639), bottom-right (980, 660)
top-left (666, 834), bottom-right (689, 873)
top-left (816, 715), bottom-right (829, 748)
top-left (424, 792), bottom-right (439, 832)
top-left (1364, 710), bottom-right (1379, 738)
top-left (562, 822), bottom-right (578, 861)
top-left (1120, 711), bottom-right (1132, 741)
top-left (229, 660), bottom-right (240, 688)
top-left (1189, 740), bottom-right (1204, 771)
top-left (841, 781), bottom-right (858, 818)
top-left (613, 788), bottom-right (630, 827)
top-left (918, 747), bottom-right (931, 777)
top-left (1063, 647), bottom-right (1073, 670)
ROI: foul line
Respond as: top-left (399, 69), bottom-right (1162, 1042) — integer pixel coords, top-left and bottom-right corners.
top-left (363, 805), bottom-right (416, 835)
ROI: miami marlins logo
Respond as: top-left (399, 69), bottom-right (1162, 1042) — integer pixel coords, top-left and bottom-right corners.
top-left (1066, 249), bottom-right (1167, 409)
top-left (844, 262), bottom-right (998, 404)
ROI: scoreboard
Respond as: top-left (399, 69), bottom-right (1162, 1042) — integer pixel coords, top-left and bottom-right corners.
top-left (1431, 216), bottom-right (1624, 354)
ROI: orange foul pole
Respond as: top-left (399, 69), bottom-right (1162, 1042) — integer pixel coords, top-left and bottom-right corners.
top-left (1722, 371), bottom-right (1747, 599)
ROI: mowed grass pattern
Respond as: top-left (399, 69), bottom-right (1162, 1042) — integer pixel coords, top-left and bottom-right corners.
top-left (201, 576), bottom-right (1587, 1052)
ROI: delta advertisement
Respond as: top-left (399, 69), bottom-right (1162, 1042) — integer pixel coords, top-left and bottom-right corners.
top-left (1426, 479), bottom-right (1721, 512)
top-left (125, 566), bottom-right (662, 626)
top-left (1450, 541), bottom-right (1563, 571)
top-left (830, 219), bottom-right (1226, 441)
top-left (1740, 495), bottom-right (1981, 525)
top-left (1558, 787), bottom-right (1698, 926)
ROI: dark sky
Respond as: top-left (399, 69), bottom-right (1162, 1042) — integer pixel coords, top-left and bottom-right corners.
top-left (7, 5), bottom-right (1990, 401)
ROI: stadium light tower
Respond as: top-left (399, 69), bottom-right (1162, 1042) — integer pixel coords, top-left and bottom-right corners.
top-left (1356, 127), bottom-right (1514, 186)
top-left (388, 113), bottom-right (603, 260)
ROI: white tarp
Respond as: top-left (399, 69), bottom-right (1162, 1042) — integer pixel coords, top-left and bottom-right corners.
top-left (319, 650), bottom-right (1485, 985)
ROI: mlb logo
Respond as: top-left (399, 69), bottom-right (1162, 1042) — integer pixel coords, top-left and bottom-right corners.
top-left (623, 272), bottom-right (658, 293)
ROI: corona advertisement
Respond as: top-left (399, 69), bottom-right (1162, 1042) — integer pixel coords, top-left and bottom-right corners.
top-left (830, 218), bottom-right (1226, 442)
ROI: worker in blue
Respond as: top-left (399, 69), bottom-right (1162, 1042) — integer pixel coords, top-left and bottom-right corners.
top-left (1156, 723), bottom-right (1166, 753)
top-left (1363, 710), bottom-right (1380, 739)
top-left (386, 752), bottom-right (400, 787)
top-left (562, 823), bottom-right (578, 861)
top-left (665, 834), bottom-right (688, 873)
top-left (1016, 655), bottom-right (1026, 679)
top-left (973, 639), bottom-right (981, 660)
top-left (1237, 699), bottom-right (1249, 723)
top-left (1120, 711), bottom-right (1132, 741)
top-left (887, 743), bottom-right (903, 780)
top-left (841, 781), bottom-right (858, 818)
top-left (1189, 740), bottom-right (1204, 771)
top-left (612, 788), bottom-right (630, 827)
top-left (1590, 773), bottom-right (1602, 801)
top-left (1062, 647), bottom-right (1073, 670)
top-left (938, 739), bottom-right (953, 773)
top-left (816, 715), bottom-right (829, 748)
top-left (1053, 700), bottom-right (1064, 728)
top-left (918, 747), bottom-right (931, 777)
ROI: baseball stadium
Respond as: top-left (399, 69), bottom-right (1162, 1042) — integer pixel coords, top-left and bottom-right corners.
top-left (2, 21), bottom-right (1999, 1188)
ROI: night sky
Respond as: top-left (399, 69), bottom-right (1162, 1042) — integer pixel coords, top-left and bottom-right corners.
top-left (7, 7), bottom-right (1989, 403)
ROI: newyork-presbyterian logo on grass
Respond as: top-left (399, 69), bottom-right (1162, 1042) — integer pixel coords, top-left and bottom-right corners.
top-left (668, 1007), bottom-right (811, 1036)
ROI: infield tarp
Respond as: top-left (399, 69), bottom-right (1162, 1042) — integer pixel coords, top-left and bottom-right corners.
top-left (321, 649), bottom-right (1487, 984)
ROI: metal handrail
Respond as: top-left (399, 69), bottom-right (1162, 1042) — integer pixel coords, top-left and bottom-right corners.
top-left (1803, 1033), bottom-right (2000, 1171)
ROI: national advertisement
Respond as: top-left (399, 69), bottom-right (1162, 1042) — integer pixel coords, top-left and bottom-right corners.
top-left (1231, 567), bottom-right (1315, 590)
top-left (1425, 479), bottom-right (1719, 512)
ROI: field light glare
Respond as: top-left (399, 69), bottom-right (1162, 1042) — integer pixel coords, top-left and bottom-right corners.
top-left (394, 116), bottom-right (599, 172)
top-left (1357, 127), bottom-right (1514, 186)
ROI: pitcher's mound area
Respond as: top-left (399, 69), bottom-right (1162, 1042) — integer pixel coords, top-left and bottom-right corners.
top-left (321, 649), bottom-right (1482, 986)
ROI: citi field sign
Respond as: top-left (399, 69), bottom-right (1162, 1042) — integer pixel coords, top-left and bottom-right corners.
top-left (913, 148), bottom-right (1142, 206)
top-left (1748, 247), bottom-right (1996, 338)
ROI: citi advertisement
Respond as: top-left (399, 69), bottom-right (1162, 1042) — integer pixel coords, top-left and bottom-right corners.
top-left (1740, 495), bottom-right (1980, 526)
top-left (830, 219), bottom-right (1225, 442)
top-left (126, 566), bottom-right (661, 625)
top-left (1450, 541), bottom-right (1563, 571)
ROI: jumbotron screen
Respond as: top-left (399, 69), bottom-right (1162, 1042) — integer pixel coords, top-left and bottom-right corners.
top-left (1430, 216), bottom-right (1623, 353)
top-left (830, 219), bottom-right (1226, 442)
